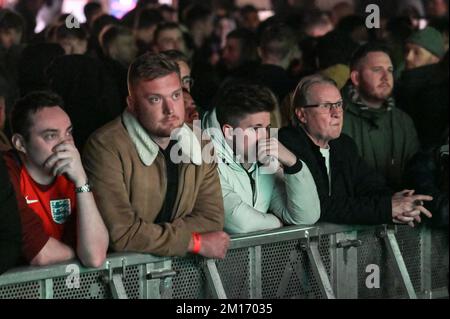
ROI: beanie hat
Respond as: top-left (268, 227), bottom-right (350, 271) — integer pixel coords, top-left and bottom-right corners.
top-left (407, 27), bottom-right (445, 58)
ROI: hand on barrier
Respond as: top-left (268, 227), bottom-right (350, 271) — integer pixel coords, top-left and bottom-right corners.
top-left (391, 190), bottom-right (433, 227)
top-left (192, 231), bottom-right (230, 260)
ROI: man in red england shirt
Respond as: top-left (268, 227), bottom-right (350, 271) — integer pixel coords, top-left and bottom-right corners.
top-left (3, 91), bottom-right (108, 267)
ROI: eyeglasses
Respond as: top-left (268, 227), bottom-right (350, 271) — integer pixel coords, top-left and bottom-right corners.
top-left (182, 76), bottom-right (194, 90)
top-left (302, 101), bottom-right (345, 114)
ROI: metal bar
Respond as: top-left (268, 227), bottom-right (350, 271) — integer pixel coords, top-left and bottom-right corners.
top-left (144, 261), bottom-right (175, 299)
top-left (331, 232), bottom-right (358, 299)
top-left (1, 223), bottom-right (445, 300)
top-left (305, 239), bottom-right (336, 299)
top-left (230, 226), bottom-right (320, 250)
top-left (144, 263), bottom-right (161, 299)
top-left (203, 259), bottom-right (227, 299)
top-left (0, 224), bottom-right (369, 287)
top-left (248, 246), bottom-right (262, 299)
top-left (110, 274), bottom-right (128, 299)
top-left (146, 269), bottom-right (177, 280)
top-left (276, 249), bottom-right (295, 298)
top-left (384, 229), bottom-right (418, 299)
top-left (41, 278), bottom-right (53, 299)
top-left (420, 226), bottom-right (432, 297)
top-left (139, 264), bottom-right (145, 299)
top-left (318, 223), bottom-right (374, 236)
top-left (0, 254), bottom-right (168, 287)
top-left (229, 224), bottom-right (373, 250)
top-left (417, 287), bottom-right (449, 299)
top-left (159, 260), bottom-right (174, 300)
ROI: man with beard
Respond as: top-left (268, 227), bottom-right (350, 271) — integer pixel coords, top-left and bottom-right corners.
top-left (83, 53), bottom-right (229, 259)
top-left (341, 43), bottom-right (419, 190)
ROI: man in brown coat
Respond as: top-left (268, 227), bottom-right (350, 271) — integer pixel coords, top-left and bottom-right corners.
top-left (83, 53), bottom-right (229, 258)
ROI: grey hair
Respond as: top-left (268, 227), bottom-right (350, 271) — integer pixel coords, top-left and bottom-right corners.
top-left (291, 74), bottom-right (338, 126)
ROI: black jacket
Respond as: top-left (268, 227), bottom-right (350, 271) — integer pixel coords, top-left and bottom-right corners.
top-left (46, 55), bottom-right (124, 150)
top-left (0, 155), bottom-right (21, 274)
top-left (396, 62), bottom-right (449, 147)
top-left (250, 64), bottom-right (297, 104)
top-left (278, 126), bottom-right (393, 225)
top-left (405, 141), bottom-right (449, 228)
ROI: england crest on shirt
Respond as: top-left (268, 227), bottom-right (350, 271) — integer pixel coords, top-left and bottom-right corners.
top-left (50, 199), bottom-right (71, 224)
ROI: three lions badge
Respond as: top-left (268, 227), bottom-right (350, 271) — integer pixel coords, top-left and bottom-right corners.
top-left (50, 199), bottom-right (71, 224)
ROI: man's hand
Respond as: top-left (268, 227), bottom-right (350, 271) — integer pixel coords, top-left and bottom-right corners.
top-left (196, 231), bottom-right (230, 260)
top-left (391, 190), bottom-right (433, 227)
top-left (44, 142), bottom-right (88, 187)
top-left (258, 138), bottom-right (297, 168)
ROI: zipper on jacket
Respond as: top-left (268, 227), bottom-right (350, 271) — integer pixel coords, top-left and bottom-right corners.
top-left (245, 170), bottom-right (256, 206)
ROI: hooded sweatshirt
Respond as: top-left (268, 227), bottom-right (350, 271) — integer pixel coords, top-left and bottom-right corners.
top-left (202, 110), bottom-right (321, 234)
top-left (342, 83), bottom-right (420, 190)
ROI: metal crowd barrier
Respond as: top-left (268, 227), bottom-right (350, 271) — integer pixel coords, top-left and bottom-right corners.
top-left (0, 223), bottom-right (448, 299)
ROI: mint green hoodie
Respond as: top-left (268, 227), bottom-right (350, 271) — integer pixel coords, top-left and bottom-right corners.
top-left (202, 110), bottom-right (321, 234)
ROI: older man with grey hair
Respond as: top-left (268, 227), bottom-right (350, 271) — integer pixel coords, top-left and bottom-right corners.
top-left (278, 74), bottom-right (434, 226)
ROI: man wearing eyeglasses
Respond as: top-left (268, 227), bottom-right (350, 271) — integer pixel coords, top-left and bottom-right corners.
top-left (161, 50), bottom-right (195, 92)
top-left (279, 74), bottom-right (433, 227)
top-left (342, 43), bottom-right (420, 191)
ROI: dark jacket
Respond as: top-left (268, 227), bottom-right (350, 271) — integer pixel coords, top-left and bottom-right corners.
top-left (396, 62), bottom-right (449, 147)
top-left (250, 64), bottom-right (297, 103)
top-left (46, 55), bottom-right (124, 150)
top-left (342, 83), bottom-right (420, 191)
top-left (279, 125), bottom-right (393, 225)
top-left (405, 139), bottom-right (449, 229)
top-left (0, 155), bottom-right (21, 274)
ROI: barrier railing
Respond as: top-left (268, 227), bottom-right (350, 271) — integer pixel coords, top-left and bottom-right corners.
top-left (0, 223), bottom-right (448, 299)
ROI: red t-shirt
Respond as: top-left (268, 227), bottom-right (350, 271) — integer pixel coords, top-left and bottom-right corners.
top-left (3, 152), bottom-right (77, 261)
top-left (20, 162), bottom-right (76, 240)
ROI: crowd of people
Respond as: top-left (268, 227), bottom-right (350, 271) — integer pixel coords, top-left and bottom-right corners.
top-left (0, 0), bottom-right (448, 275)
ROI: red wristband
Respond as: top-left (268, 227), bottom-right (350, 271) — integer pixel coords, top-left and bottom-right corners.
top-left (192, 232), bottom-right (202, 254)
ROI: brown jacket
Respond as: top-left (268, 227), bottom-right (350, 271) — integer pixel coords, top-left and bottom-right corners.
top-left (83, 112), bottom-right (224, 257)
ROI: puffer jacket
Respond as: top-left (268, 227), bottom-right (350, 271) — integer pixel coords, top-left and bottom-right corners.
top-left (202, 110), bottom-right (321, 234)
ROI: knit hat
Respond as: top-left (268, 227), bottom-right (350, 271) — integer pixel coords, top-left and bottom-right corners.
top-left (407, 27), bottom-right (446, 58)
